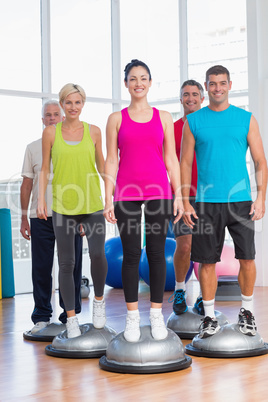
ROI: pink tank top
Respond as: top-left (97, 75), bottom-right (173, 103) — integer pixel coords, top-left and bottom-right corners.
top-left (114, 107), bottom-right (172, 201)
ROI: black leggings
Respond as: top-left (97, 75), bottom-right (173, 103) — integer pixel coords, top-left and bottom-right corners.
top-left (52, 211), bottom-right (107, 311)
top-left (114, 199), bottom-right (173, 303)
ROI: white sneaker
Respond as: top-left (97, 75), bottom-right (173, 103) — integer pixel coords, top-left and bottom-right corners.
top-left (124, 312), bottom-right (141, 342)
top-left (93, 298), bottom-right (106, 329)
top-left (31, 321), bottom-right (50, 334)
top-left (150, 312), bottom-right (168, 340)
top-left (66, 316), bottom-right (81, 338)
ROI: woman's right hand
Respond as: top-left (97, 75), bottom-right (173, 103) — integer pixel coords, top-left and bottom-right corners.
top-left (37, 199), bottom-right (48, 220)
top-left (103, 202), bottom-right (117, 224)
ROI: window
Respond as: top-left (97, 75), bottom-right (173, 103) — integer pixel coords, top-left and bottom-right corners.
top-left (50, 0), bottom-right (112, 99)
top-left (120, 0), bottom-right (180, 102)
top-left (0, 96), bottom-right (42, 182)
top-left (187, 0), bottom-right (248, 95)
top-left (0, 0), bottom-right (41, 92)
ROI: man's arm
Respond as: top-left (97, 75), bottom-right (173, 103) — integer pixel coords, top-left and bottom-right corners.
top-left (20, 177), bottom-right (33, 240)
top-left (180, 120), bottom-right (198, 228)
top-left (247, 115), bottom-right (268, 220)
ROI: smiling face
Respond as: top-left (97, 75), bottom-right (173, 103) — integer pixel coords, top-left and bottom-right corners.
top-left (124, 66), bottom-right (152, 98)
top-left (60, 92), bottom-right (84, 120)
top-left (205, 73), bottom-right (232, 109)
top-left (180, 85), bottom-right (204, 116)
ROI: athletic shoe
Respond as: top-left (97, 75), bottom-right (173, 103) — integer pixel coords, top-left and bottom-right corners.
top-left (238, 308), bottom-right (257, 336)
top-left (194, 296), bottom-right (205, 316)
top-left (168, 289), bottom-right (188, 315)
top-left (124, 312), bottom-right (141, 342)
top-left (66, 316), bottom-right (81, 338)
top-left (31, 321), bottom-right (50, 334)
top-left (150, 311), bottom-right (168, 341)
top-left (93, 298), bottom-right (106, 329)
top-left (199, 316), bottom-right (220, 338)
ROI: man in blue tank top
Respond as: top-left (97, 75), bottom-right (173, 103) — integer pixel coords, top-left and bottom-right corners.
top-left (181, 65), bottom-right (267, 338)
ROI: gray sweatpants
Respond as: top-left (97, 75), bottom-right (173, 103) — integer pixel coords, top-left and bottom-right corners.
top-left (52, 211), bottom-right (107, 311)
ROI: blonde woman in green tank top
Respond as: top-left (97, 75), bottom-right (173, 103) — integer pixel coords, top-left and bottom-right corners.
top-left (37, 84), bottom-right (108, 338)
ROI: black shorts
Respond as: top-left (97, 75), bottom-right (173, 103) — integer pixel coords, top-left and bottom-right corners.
top-left (171, 198), bottom-right (196, 238)
top-left (191, 201), bottom-right (255, 264)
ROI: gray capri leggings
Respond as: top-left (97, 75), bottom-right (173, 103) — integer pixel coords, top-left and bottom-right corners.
top-left (52, 210), bottom-right (108, 311)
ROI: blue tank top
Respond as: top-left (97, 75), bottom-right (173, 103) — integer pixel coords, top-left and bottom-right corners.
top-left (187, 105), bottom-right (252, 203)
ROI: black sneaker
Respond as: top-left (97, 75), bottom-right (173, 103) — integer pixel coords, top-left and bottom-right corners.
top-left (168, 289), bottom-right (188, 315)
top-left (194, 296), bottom-right (205, 315)
top-left (238, 308), bottom-right (257, 336)
top-left (199, 316), bottom-right (220, 338)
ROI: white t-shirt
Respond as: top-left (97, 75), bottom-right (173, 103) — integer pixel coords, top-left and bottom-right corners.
top-left (21, 138), bottom-right (53, 218)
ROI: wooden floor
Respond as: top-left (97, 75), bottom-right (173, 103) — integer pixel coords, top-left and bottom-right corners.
top-left (1, 281), bottom-right (268, 401)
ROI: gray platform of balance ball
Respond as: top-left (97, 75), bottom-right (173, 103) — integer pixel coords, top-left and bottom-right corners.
top-left (23, 322), bottom-right (66, 342)
top-left (99, 325), bottom-right (192, 374)
top-left (45, 323), bottom-right (117, 358)
top-left (167, 308), bottom-right (229, 339)
top-left (185, 323), bottom-right (268, 358)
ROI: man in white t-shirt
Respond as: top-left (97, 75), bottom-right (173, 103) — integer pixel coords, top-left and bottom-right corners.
top-left (20, 100), bottom-right (83, 333)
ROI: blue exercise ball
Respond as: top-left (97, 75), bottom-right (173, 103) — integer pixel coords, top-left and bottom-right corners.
top-left (139, 238), bottom-right (194, 291)
top-left (166, 219), bottom-right (175, 239)
top-left (104, 237), bottom-right (124, 288)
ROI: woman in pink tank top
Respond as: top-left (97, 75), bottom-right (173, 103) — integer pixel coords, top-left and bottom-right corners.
top-left (104, 59), bottom-right (183, 343)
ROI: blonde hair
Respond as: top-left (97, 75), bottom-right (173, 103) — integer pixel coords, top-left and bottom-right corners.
top-left (59, 83), bottom-right (86, 104)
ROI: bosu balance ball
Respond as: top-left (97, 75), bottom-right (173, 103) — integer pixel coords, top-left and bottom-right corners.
top-left (167, 308), bottom-right (228, 339)
top-left (139, 238), bottom-right (193, 291)
top-left (45, 324), bottom-right (117, 358)
top-left (23, 323), bottom-right (67, 342)
top-left (185, 323), bottom-right (268, 358)
top-left (99, 325), bottom-right (192, 374)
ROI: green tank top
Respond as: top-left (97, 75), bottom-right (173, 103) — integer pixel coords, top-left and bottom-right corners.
top-left (51, 122), bottom-right (103, 215)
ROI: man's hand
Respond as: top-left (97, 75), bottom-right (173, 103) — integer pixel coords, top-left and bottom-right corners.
top-left (20, 217), bottom-right (31, 240)
top-left (249, 197), bottom-right (266, 221)
top-left (183, 202), bottom-right (198, 229)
